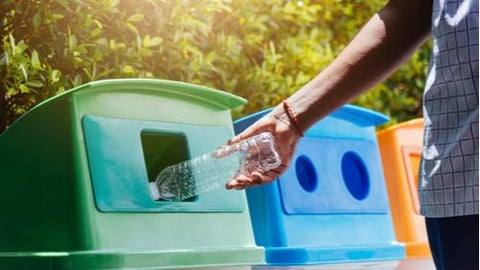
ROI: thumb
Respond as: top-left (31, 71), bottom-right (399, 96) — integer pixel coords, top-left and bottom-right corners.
top-left (227, 125), bottom-right (273, 145)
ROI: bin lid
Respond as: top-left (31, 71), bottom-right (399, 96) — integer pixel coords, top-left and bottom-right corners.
top-left (329, 105), bottom-right (389, 127)
top-left (2, 79), bottom-right (246, 135)
top-left (377, 118), bottom-right (424, 136)
top-left (71, 79), bottom-right (247, 110)
top-left (234, 104), bottom-right (389, 134)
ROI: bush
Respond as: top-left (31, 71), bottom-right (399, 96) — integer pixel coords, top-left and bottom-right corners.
top-left (0, 0), bottom-right (430, 132)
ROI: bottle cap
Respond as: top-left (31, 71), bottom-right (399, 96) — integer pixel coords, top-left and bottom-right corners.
top-left (149, 182), bottom-right (161, 200)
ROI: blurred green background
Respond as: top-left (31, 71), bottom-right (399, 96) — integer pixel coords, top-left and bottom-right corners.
top-left (0, 0), bottom-right (431, 132)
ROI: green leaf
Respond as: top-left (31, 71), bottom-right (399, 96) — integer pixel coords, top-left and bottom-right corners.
top-left (127, 14), bottom-right (144, 23)
top-left (90, 28), bottom-right (102, 38)
top-left (52, 13), bottom-right (65, 20)
top-left (68, 34), bottom-right (78, 49)
top-left (125, 22), bottom-right (138, 34)
top-left (26, 80), bottom-right (44, 88)
top-left (73, 74), bottom-right (83, 86)
top-left (6, 86), bottom-right (19, 97)
top-left (19, 63), bottom-right (28, 81)
top-left (122, 65), bottom-right (135, 74)
top-left (19, 84), bottom-right (30, 93)
top-left (33, 12), bottom-right (42, 33)
top-left (50, 69), bottom-right (61, 83)
top-left (0, 54), bottom-right (8, 66)
top-left (31, 50), bottom-right (42, 70)
top-left (144, 36), bottom-right (163, 47)
top-left (109, 39), bottom-right (116, 50)
top-left (8, 34), bottom-right (16, 56)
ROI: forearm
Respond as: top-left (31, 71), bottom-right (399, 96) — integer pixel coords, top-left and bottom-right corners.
top-left (280, 0), bottom-right (433, 132)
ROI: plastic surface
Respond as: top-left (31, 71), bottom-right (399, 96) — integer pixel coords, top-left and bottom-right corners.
top-left (377, 118), bottom-right (431, 258)
top-left (234, 105), bottom-right (405, 265)
top-left (0, 79), bottom-right (264, 269)
top-left (83, 115), bottom-right (244, 211)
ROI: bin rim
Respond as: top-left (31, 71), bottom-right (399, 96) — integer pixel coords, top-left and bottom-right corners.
top-left (234, 104), bottom-right (390, 129)
top-left (329, 104), bottom-right (390, 127)
top-left (377, 118), bottom-right (424, 136)
top-left (73, 79), bottom-right (247, 109)
top-left (2, 79), bottom-right (247, 135)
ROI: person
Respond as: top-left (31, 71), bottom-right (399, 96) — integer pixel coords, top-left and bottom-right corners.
top-left (225, 0), bottom-right (479, 269)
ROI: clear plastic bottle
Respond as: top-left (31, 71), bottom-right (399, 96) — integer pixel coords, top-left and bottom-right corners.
top-left (149, 132), bottom-right (281, 201)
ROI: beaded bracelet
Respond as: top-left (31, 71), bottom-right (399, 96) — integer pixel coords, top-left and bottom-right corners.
top-left (282, 100), bottom-right (304, 137)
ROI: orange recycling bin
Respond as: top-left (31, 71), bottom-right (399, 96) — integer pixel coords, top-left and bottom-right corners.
top-left (377, 118), bottom-right (431, 258)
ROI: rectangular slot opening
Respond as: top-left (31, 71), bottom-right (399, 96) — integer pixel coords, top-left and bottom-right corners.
top-left (140, 130), bottom-right (196, 202)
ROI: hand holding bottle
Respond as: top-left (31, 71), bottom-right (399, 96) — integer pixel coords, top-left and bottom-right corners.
top-left (150, 132), bottom-right (282, 201)
top-left (225, 106), bottom-right (303, 190)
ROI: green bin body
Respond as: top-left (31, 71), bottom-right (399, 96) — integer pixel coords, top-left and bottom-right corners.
top-left (0, 79), bottom-right (263, 269)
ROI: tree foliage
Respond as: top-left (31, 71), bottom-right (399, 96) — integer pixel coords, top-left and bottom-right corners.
top-left (0, 0), bottom-right (430, 132)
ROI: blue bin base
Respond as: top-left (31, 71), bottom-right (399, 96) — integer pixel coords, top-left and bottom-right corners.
top-left (264, 244), bottom-right (405, 265)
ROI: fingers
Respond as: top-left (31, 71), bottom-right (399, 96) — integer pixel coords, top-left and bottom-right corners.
top-left (225, 166), bottom-right (287, 190)
top-left (227, 117), bottom-right (277, 145)
top-left (227, 129), bottom-right (266, 145)
top-left (225, 172), bottom-right (264, 190)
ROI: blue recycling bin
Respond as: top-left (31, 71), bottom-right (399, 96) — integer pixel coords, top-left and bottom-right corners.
top-left (234, 105), bottom-right (405, 265)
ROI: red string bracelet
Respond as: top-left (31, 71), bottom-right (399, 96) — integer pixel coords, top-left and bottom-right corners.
top-left (282, 100), bottom-right (304, 137)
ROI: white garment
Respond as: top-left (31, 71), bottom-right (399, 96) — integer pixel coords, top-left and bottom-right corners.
top-left (420, 0), bottom-right (479, 217)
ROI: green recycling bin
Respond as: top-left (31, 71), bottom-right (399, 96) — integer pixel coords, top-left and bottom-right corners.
top-left (0, 79), bottom-right (263, 269)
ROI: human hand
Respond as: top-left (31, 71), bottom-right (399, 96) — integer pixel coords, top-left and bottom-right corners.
top-left (225, 105), bottom-right (302, 190)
